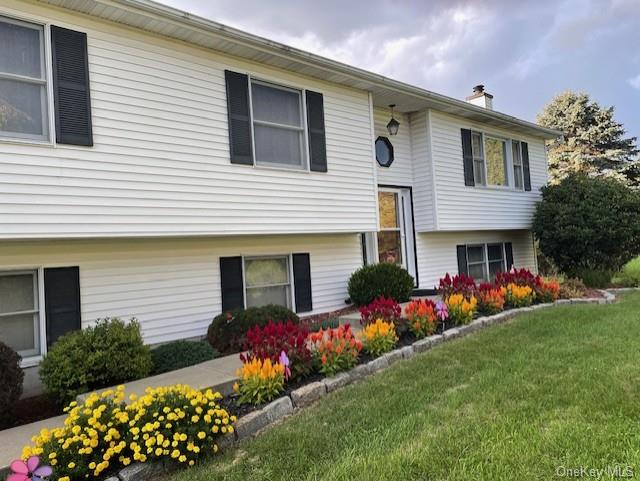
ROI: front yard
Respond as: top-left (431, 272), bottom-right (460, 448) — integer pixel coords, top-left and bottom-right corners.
top-left (173, 292), bottom-right (640, 481)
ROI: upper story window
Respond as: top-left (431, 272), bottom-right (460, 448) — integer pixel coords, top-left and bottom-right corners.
top-left (471, 132), bottom-right (508, 187)
top-left (250, 80), bottom-right (306, 169)
top-left (463, 128), bottom-right (531, 191)
top-left (512, 140), bottom-right (525, 190)
top-left (0, 16), bottom-right (49, 142)
top-left (225, 70), bottom-right (327, 172)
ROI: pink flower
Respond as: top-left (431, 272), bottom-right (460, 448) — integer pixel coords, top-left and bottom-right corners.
top-left (279, 350), bottom-right (291, 380)
top-left (435, 300), bottom-right (449, 321)
top-left (8, 456), bottom-right (52, 481)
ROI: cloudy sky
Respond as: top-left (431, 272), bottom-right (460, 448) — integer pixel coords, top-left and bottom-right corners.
top-left (160, 0), bottom-right (640, 138)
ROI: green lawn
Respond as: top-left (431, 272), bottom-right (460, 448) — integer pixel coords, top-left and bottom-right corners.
top-left (173, 293), bottom-right (640, 481)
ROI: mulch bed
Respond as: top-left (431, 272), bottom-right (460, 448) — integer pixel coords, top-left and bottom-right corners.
top-left (8, 394), bottom-right (62, 429)
top-left (6, 291), bottom-right (607, 431)
top-left (300, 305), bottom-right (358, 329)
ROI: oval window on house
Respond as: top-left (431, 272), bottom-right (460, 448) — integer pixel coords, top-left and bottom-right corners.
top-left (375, 136), bottom-right (394, 167)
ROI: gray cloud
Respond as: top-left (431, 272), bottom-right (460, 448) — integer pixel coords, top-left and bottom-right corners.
top-left (160, 0), bottom-right (640, 139)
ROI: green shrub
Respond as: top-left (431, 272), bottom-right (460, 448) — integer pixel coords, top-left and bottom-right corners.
top-left (207, 304), bottom-right (299, 353)
top-left (151, 340), bottom-right (219, 375)
top-left (559, 278), bottom-right (587, 299)
top-left (0, 341), bottom-right (24, 429)
top-left (39, 318), bottom-right (152, 404)
top-left (533, 173), bottom-right (640, 277)
top-left (347, 263), bottom-right (414, 306)
top-left (612, 256), bottom-right (640, 287)
top-left (575, 268), bottom-right (614, 288)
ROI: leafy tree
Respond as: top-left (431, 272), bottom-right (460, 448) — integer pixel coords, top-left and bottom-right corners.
top-left (533, 173), bottom-right (640, 277)
top-left (537, 91), bottom-right (638, 185)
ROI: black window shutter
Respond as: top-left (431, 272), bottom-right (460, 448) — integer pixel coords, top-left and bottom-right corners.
top-left (51, 26), bottom-right (93, 146)
top-left (521, 141), bottom-right (532, 191)
top-left (292, 253), bottom-right (313, 313)
top-left (505, 242), bottom-right (514, 270)
top-left (44, 266), bottom-right (81, 348)
top-left (224, 70), bottom-right (253, 165)
top-left (460, 129), bottom-right (474, 186)
top-left (220, 256), bottom-right (244, 311)
top-left (305, 90), bottom-right (327, 172)
top-left (456, 245), bottom-right (468, 276)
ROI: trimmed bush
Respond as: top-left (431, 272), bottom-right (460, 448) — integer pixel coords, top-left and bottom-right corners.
top-left (347, 263), bottom-right (414, 306)
top-left (151, 340), bottom-right (219, 375)
top-left (612, 257), bottom-right (640, 287)
top-left (0, 341), bottom-right (24, 429)
top-left (533, 173), bottom-right (640, 276)
top-left (39, 318), bottom-right (152, 404)
top-left (207, 304), bottom-right (299, 354)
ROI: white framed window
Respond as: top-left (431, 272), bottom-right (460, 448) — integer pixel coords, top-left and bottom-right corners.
top-left (466, 245), bottom-right (487, 281)
top-left (471, 131), bottom-right (486, 186)
top-left (249, 79), bottom-right (307, 170)
top-left (0, 270), bottom-right (42, 359)
top-left (0, 15), bottom-right (50, 142)
top-left (466, 243), bottom-right (506, 282)
top-left (512, 140), bottom-right (525, 190)
top-left (244, 255), bottom-right (292, 309)
top-left (471, 131), bottom-right (510, 187)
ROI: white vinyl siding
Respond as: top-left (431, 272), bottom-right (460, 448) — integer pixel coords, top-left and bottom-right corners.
top-left (0, 2), bottom-right (377, 239)
top-left (429, 110), bottom-right (548, 231)
top-left (0, 234), bottom-right (362, 345)
top-left (410, 111), bottom-right (435, 231)
top-left (373, 108), bottom-right (413, 187)
top-left (414, 230), bottom-right (536, 289)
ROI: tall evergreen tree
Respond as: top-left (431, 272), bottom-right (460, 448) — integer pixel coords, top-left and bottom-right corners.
top-left (537, 91), bottom-right (639, 185)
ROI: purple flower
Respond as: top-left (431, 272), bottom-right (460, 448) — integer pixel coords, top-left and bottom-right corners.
top-left (279, 350), bottom-right (291, 380)
top-left (8, 456), bottom-right (52, 481)
top-left (435, 300), bottom-right (449, 321)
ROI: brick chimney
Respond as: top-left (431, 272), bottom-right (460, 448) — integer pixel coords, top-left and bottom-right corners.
top-left (466, 84), bottom-right (493, 110)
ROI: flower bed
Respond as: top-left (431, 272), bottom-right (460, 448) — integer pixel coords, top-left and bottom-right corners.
top-left (7, 267), bottom-right (613, 481)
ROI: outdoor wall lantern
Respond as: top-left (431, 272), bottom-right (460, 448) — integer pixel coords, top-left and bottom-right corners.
top-left (386, 104), bottom-right (400, 136)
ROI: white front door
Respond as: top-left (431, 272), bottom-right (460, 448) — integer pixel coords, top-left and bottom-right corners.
top-left (363, 187), bottom-right (416, 282)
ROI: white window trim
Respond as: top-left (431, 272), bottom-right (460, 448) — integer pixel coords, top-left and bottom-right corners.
top-left (466, 243), bottom-right (507, 282)
top-left (0, 12), bottom-right (55, 147)
top-left (241, 254), bottom-right (296, 311)
top-left (0, 267), bottom-right (47, 368)
top-left (470, 130), bottom-right (527, 192)
top-left (247, 76), bottom-right (310, 172)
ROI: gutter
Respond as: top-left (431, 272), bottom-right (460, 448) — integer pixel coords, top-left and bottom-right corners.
top-left (72, 0), bottom-right (562, 138)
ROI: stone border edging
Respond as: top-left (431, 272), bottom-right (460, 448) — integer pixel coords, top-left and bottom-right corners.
top-left (73, 291), bottom-right (621, 481)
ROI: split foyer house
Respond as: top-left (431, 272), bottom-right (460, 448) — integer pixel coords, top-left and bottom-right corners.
top-left (0, 0), bottom-right (560, 373)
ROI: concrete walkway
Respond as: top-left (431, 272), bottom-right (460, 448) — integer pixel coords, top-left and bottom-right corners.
top-left (0, 353), bottom-right (242, 470)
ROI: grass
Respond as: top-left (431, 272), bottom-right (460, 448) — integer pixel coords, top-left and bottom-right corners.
top-left (173, 293), bottom-right (640, 481)
top-left (612, 256), bottom-right (640, 287)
